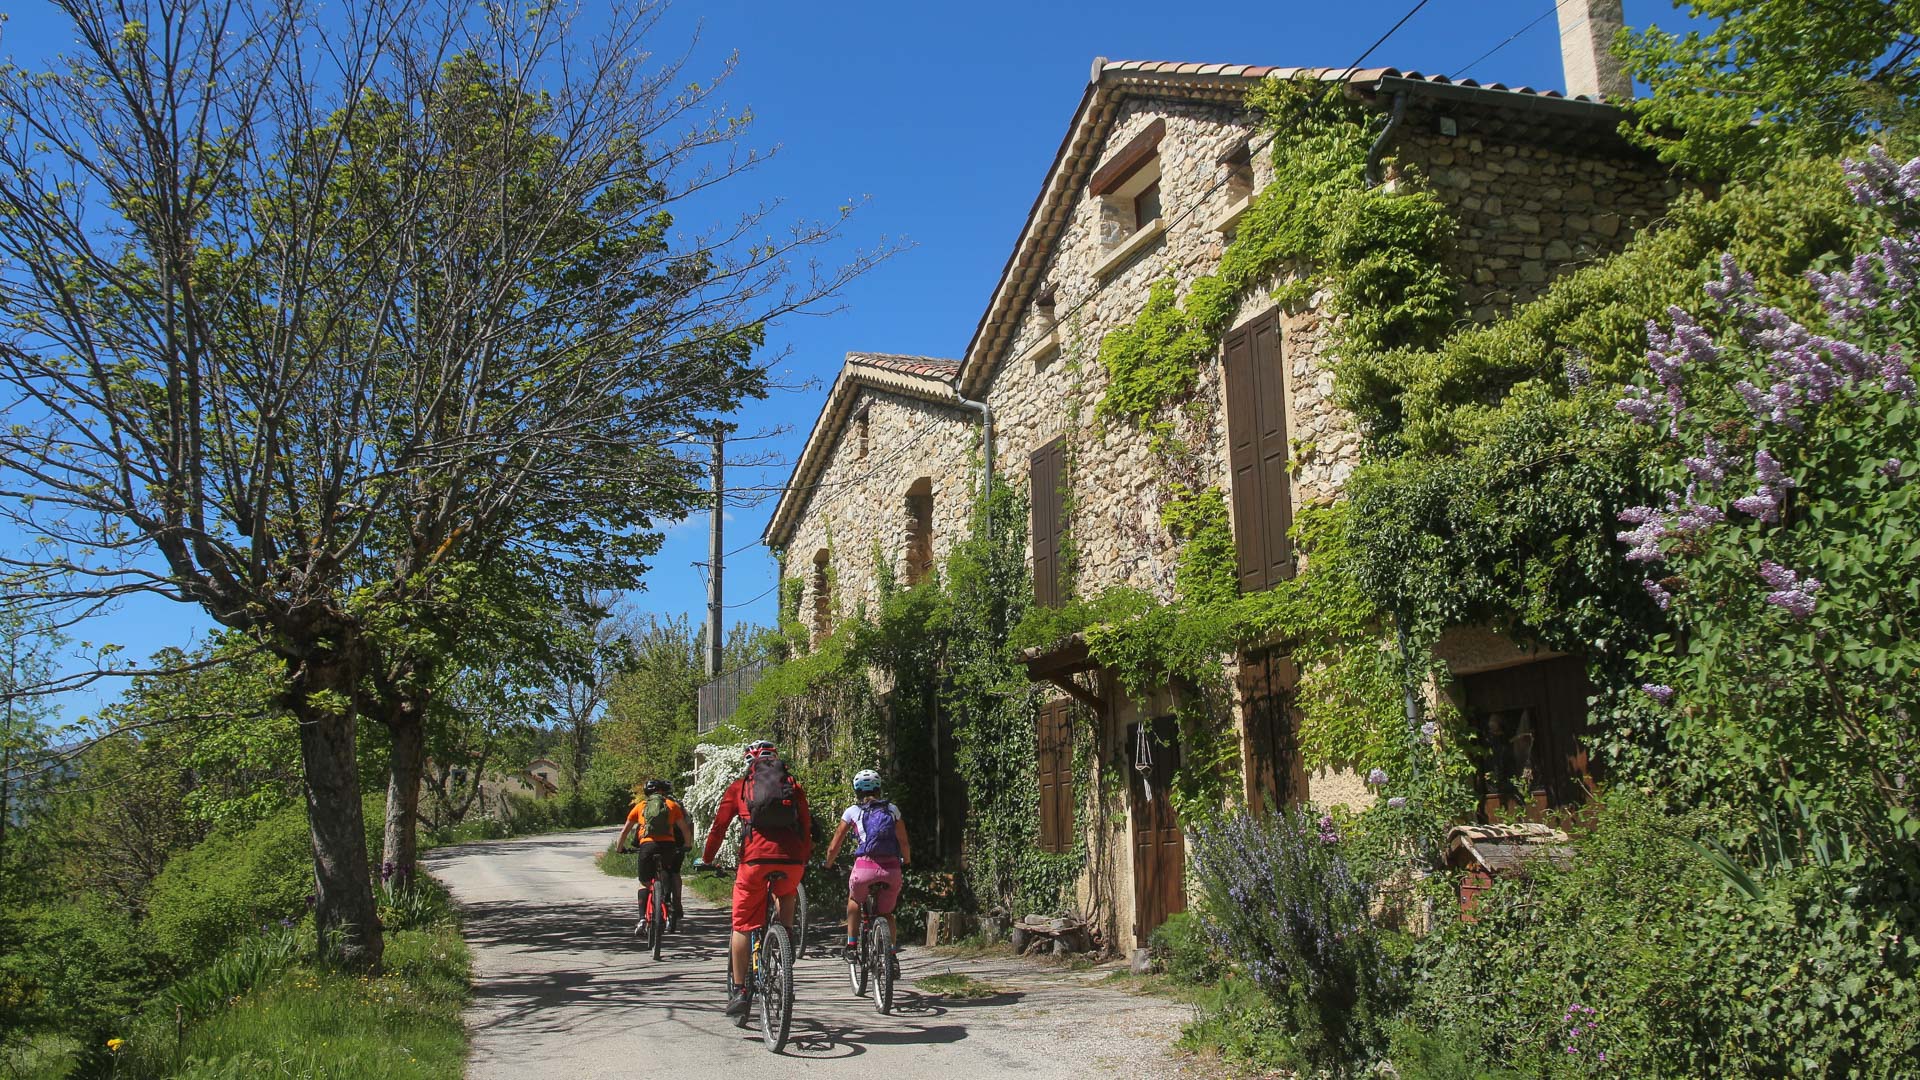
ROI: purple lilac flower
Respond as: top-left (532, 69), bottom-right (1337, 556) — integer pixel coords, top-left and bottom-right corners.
top-left (1387, 797), bottom-right (1407, 809)
top-left (1809, 254), bottom-right (1883, 323)
top-left (1366, 768), bottom-right (1389, 786)
top-left (1880, 458), bottom-right (1904, 480)
top-left (1882, 351), bottom-right (1918, 398)
top-left (1418, 721), bottom-right (1439, 743)
top-left (1703, 253), bottom-right (1756, 311)
top-left (1616, 505), bottom-right (1667, 563)
top-left (1683, 435), bottom-right (1732, 488)
top-left (1844, 145), bottom-right (1920, 207)
top-left (1759, 561), bottom-right (1822, 620)
top-left (1643, 579), bottom-right (1673, 611)
top-left (1641, 683), bottom-right (1675, 705)
top-left (1615, 386), bottom-right (1659, 425)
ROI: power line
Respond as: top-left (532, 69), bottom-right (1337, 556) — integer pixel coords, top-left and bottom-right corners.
top-left (1338, 0), bottom-right (1435, 82)
top-left (1451, 0), bottom-right (1583, 81)
top-left (723, 580), bottom-right (779, 610)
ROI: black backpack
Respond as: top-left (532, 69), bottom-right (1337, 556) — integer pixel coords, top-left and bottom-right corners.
top-left (743, 752), bottom-right (800, 832)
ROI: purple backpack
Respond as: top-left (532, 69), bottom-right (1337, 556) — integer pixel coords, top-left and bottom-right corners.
top-left (854, 799), bottom-right (901, 859)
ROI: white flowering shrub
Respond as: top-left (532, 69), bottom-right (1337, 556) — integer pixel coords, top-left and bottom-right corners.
top-left (685, 740), bottom-right (751, 865)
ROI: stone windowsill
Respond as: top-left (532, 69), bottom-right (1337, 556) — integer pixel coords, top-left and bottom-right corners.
top-left (1212, 195), bottom-right (1252, 235)
top-left (1094, 218), bottom-right (1167, 281)
top-left (1019, 329), bottom-right (1061, 370)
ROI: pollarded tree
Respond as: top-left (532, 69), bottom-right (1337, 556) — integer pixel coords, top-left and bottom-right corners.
top-left (0, 0), bottom-right (879, 966)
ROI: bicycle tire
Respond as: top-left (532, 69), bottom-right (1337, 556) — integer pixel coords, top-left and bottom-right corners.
top-left (847, 926), bottom-right (868, 997)
top-left (794, 882), bottom-right (809, 960)
top-left (647, 886), bottom-right (663, 961)
top-left (870, 917), bottom-right (894, 1015)
top-left (758, 921), bottom-right (795, 1052)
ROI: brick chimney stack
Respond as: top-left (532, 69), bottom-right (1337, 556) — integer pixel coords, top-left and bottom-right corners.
top-left (1558, 0), bottom-right (1632, 101)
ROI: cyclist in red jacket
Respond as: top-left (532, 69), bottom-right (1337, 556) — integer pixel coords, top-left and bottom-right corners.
top-left (699, 741), bottom-right (812, 1017)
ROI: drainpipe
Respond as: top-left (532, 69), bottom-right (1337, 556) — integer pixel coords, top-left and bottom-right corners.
top-left (1364, 90), bottom-right (1408, 189)
top-left (955, 389), bottom-right (993, 537)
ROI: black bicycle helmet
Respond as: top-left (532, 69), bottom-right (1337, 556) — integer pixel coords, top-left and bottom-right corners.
top-left (643, 778), bottom-right (671, 795)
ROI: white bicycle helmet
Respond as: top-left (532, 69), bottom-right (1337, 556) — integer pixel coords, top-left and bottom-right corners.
top-left (852, 769), bottom-right (883, 794)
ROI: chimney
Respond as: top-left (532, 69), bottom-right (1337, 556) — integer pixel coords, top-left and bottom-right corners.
top-left (1557, 0), bottom-right (1632, 101)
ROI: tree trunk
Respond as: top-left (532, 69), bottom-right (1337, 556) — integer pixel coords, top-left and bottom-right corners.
top-left (383, 712), bottom-right (425, 889)
top-left (290, 654), bottom-right (383, 971)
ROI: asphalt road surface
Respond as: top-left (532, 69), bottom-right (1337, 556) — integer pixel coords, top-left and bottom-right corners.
top-left (425, 830), bottom-right (1194, 1078)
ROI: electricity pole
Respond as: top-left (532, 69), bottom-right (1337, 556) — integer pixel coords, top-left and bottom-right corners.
top-left (706, 430), bottom-right (725, 679)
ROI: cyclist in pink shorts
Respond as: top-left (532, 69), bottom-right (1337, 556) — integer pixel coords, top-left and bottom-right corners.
top-left (823, 769), bottom-right (911, 963)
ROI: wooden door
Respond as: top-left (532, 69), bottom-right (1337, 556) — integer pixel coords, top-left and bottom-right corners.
top-left (1238, 647), bottom-right (1308, 816)
top-left (1458, 656), bottom-right (1596, 819)
top-left (1128, 717), bottom-right (1185, 946)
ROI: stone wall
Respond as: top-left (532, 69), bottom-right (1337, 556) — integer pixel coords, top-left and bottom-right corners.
top-left (777, 390), bottom-right (977, 629)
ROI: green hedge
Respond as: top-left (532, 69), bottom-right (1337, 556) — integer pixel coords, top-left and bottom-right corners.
top-left (146, 806), bottom-right (314, 972)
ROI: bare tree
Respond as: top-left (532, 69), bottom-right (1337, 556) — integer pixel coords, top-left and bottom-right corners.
top-left (0, 0), bottom-right (884, 966)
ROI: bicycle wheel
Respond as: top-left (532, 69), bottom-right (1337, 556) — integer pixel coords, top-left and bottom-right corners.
top-left (647, 886), bottom-right (663, 961)
top-left (870, 917), bottom-right (894, 1015)
top-left (794, 882), bottom-right (809, 960)
top-left (758, 922), bottom-right (795, 1052)
top-left (847, 922), bottom-right (868, 997)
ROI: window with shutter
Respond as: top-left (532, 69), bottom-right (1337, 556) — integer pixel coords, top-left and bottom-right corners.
top-left (1035, 698), bottom-right (1075, 853)
top-left (1223, 311), bottom-right (1294, 592)
top-left (1029, 437), bottom-right (1068, 607)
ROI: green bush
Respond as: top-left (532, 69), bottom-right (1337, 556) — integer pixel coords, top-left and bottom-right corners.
top-left (146, 807), bottom-right (314, 971)
top-left (1148, 911), bottom-right (1219, 984)
top-left (1405, 797), bottom-right (1920, 1077)
top-left (1176, 977), bottom-right (1299, 1071)
top-left (1187, 809), bottom-right (1407, 1073)
top-left (0, 900), bottom-right (159, 1056)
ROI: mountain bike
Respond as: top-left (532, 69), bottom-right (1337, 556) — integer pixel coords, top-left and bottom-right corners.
top-left (718, 867), bottom-right (797, 1053)
top-left (844, 878), bottom-right (896, 1014)
top-left (621, 844), bottom-right (682, 962)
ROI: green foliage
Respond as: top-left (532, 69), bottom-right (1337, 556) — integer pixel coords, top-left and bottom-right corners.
top-left (113, 922), bottom-right (471, 1080)
top-left (1188, 809), bottom-right (1408, 1073)
top-left (1175, 976), bottom-right (1303, 1073)
top-left (1620, 0), bottom-right (1920, 180)
top-left (1408, 797), bottom-right (1920, 1077)
top-left (0, 899), bottom-right (159, 1059)
top-left (1612, 170), bottom-right (1920, 862)
top-left (1147, 911), bottom-right (1220, 985)
top-left (145, 808), bottom-right (316, 972)
top-left (1097, 75), bottom-right (1457, 434)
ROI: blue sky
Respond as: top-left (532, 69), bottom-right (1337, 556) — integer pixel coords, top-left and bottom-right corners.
top-left (2, 0), bottom-right (1699, 718)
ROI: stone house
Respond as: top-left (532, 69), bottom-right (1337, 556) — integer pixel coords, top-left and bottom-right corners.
top-left (764, 37), bottom-right (1675, 949)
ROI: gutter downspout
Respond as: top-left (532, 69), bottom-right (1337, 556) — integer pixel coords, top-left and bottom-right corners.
top-left (955, 389), bottom-right (993, 537)
top-left (1364, 90), bottom-right (1408, 189)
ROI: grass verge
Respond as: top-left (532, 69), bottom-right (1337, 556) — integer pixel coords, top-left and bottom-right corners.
top-left (594, 842), bottom-right (733, 904)
top-left (104, 881), bottom-right (471, 1080)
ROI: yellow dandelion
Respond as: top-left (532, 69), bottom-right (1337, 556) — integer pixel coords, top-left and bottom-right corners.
top-left (106, 1038), bottom-right (125, 1052)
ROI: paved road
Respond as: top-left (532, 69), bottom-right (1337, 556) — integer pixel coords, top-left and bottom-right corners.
top-left (425, 830), bottom-right (1193, 1078)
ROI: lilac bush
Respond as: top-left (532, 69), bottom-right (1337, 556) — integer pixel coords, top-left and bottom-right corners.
top-left (1612, 147), bottom-right (1920, 858)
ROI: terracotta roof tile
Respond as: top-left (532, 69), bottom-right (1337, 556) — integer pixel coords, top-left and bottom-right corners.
top-left (846, 352), bottom-right (961, 379)
top-left (1096, 59), bottom-right (1609, 104)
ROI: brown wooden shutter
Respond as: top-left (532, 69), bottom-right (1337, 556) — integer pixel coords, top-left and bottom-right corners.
top-left (1030, 437), bottom-right (1067, 608)
top-left (1251, 316), bottom-right (1295, 585)
top-left (1237, 648), bottom-right (1308, 815)
top-left (1036, 698), bottom-right (1074, 853)
top-left (1223, 311), bottom-right (1294, 592)
top-left (1224, 324), bottom-right (1263, 592)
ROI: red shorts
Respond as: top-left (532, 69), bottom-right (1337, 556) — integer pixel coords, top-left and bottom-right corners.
top-left (731, 862), bottom-right (804, 933)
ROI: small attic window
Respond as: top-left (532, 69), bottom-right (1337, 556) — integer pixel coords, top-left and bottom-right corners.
top-left (1090, 118), bottom-right (1167, 252)
top-left (1221, 140), bottom-right (1254, 203)
top-left (854, 406), bottom-right (870, 461)
top-left (1035, 286), bottom-right (1057, 332)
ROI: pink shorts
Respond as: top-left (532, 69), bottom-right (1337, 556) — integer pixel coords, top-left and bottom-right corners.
top-left (849, 856), bottom-right (902, 915)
